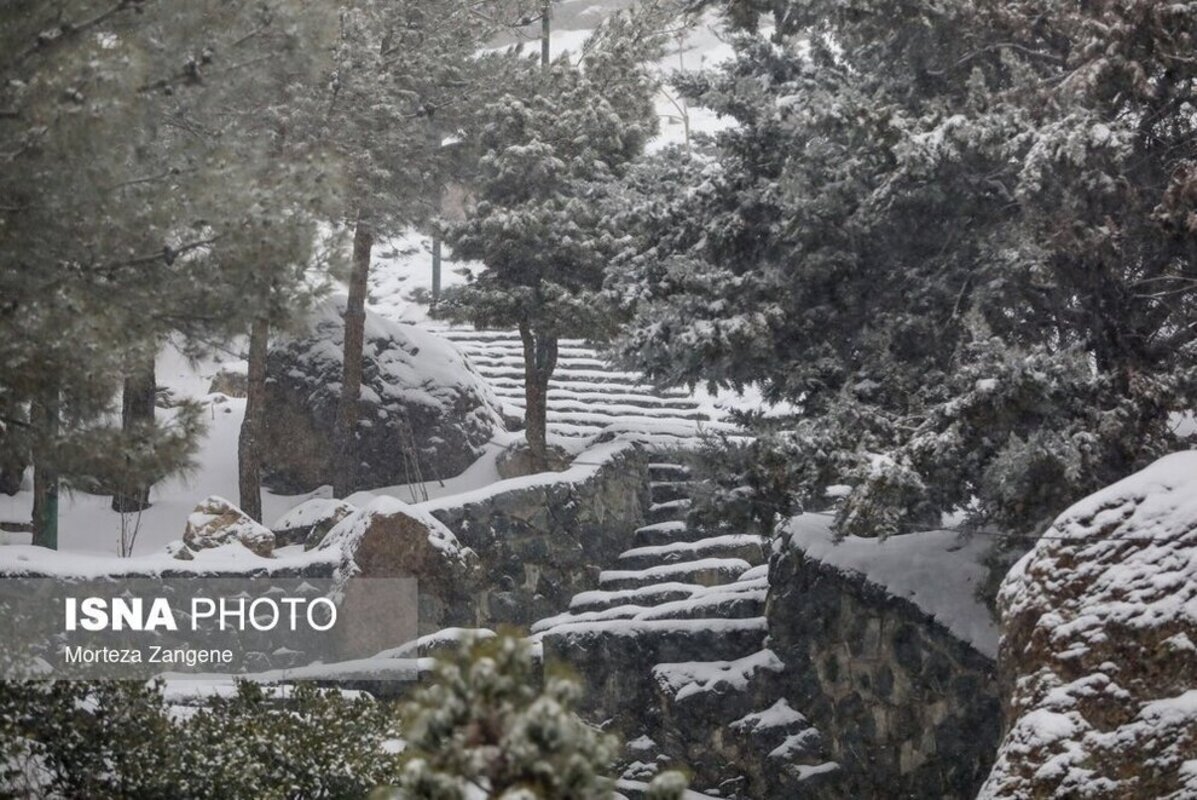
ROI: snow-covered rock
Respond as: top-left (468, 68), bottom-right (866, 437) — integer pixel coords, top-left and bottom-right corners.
top-left (979, 452), bottom-right (1197, 800)
top-left (324, 496), bottom-right (479, 634)
top-left (261, 297), bottom-right (504, 492)
top-left (269, 497), bottom-right (355, 549)
top-left (180, 496), bottom-right (275, 558)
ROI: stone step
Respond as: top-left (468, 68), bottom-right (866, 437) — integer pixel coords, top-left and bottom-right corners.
top-left (490, 399), bottom-right (710, 422)
top-left (470, 365), bottom-right (654, 384)
top-left (648, 462), bottom-right (691, 482)
top-left (541, 616), bottom-right (769, 666)
top-left (469, 354), bottom-right (613, 370)
top-left (531, 604), bottom-right (645, 634)
top-left (438, 329), bottom-right (589, 347)
top-left (649, 481), bottom-right (691, 504)
top-left (633, 521), bottom-right (715, 548)
top-left (483, 376), bottom-right (693, 399)
top-left (487, 386), bottom-right (702, 410)
top-left (634, 584), bottom-right (766, 622)
top-left (647, 498), bottom-right (691, 525)
top-left (617, 534), bottom-right (767, 571)
top-left (568, 582), bottom-right (704, 614)
top-left (540, 420), bottom-right (713, 443)
top-left (456, 343), bottom-right (599, 359)
top-left (599, 557), bottom-right (752, 591)
top-left (726, 698), bottom-right (826, 760)
top-left (539, 582), bottom-right (767, 633)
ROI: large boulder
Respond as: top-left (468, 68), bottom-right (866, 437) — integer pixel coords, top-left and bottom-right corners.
top-left (979, 452), bottom-right (1197, 800)
top-left (261, 297), bottom-right (504, 493)
top-left (323, 496), bottom-right (480, 634)
top-left (179, 496), bottom-right (275, 558)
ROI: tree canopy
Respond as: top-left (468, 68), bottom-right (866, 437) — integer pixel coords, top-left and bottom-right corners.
top-left (611, 0), bottom-right (1197, 538)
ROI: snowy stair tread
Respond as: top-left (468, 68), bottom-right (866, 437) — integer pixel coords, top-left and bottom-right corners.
top-left (540, 617), bottom-right (769, 664)
top-left (598, 556), bottom-right (754, 590)
top-left (538, 582), bottom-right (766, 632)
top-left (616, 534), bottom-right (767, 570)
top-left (440, 327), bottom-right (733, 447)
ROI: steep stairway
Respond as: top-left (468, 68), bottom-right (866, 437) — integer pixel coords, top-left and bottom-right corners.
top-left (437, 329), bottom-right (738, 448)
top-left (532, 458), bottom-right (838, 797)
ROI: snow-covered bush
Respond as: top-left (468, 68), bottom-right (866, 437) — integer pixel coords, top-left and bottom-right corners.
top-left (0, 680), bottom-right (399, 799)
top-left (389, 633), bottom-right (688, 800)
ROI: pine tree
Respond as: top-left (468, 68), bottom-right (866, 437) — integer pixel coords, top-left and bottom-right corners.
top-left (319, 0), bottom-right (532, 497)
top-left (390, 634), bottom-right (687, 799)
top-left (436, 6), bottom-right (666, 469)
top-left (1, 0), bottom-right (338, 546)
top-left (610, 0), bottom-right (1197, 541)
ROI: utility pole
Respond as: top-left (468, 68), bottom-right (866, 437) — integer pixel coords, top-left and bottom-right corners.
top-left (540, 0), bottom-right (550, 70)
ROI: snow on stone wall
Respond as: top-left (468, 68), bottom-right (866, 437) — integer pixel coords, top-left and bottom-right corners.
top-left (979, 451), bottom-right (1197, 800)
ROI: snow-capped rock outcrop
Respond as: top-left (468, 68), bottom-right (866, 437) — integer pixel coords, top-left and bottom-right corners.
top-left (262, 297), bottom-right (504, 493)
top-left (979, 452), bottom-right (1197, 800)
top-left (179, 495), bottom-right (276, 558)
top-left (324, 495), bottom-right (479, 635)
top-left (270, 497), bottom-right (355, 548)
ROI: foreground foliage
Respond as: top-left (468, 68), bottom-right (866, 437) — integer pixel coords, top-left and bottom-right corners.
top-left (1, 681), bottom-right (398, 799)
top-left (0, 636), bottom-right (687, 799)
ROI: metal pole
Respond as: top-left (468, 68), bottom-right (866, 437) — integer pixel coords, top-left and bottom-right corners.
top-left (541, 0), bottom-right (550, 70)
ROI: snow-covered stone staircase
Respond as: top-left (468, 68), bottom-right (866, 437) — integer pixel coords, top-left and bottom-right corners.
top-left (533, 461), bottom-right (769, 652)
top-left (533, 459), bottom-right (837, 797)
top-left (438, 329), bottom-right (737, 447)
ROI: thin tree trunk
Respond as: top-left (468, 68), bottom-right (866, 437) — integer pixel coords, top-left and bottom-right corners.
top-left (111, 354), bottom-right (156, 513)
top-left (238, 316), bottom-right (269, 521)
top-left (333, 220), bottom-right (374, 498)
top-left (431, 236), bottom-right (442, 308)
top-left (30, 390), bottom-right (59, 550)
top-left (519, 321), bottom-right (557, 472)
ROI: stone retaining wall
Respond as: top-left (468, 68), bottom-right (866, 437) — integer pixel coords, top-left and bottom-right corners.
top-left (430, 444), bottom-right (650, 629)
top-left (767, 545), bottom-right (1001, 799)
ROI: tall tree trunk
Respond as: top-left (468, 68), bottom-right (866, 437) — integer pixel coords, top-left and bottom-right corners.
top-left (519, 321), bottom-right (557, 472)
top-left (111, 353), bottom-right (156, 513)
top-left (333, 220), bottom-right (374, 498)
top-left (30, 390), bottom-right (59, 550)
top-left (238, 317), bottom-right (269, 521)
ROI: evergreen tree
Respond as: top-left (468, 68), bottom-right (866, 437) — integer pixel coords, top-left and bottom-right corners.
top-left (390, 634), bottom-right (686, 800)
top-left (611, 0), bottom-right (1197, 543)
top-left (1, 0), bottom-right (338, 545)
top-left (436, 6), bottom-right (666, 469)
top-left (319, 0), bottom-right (532, 497)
